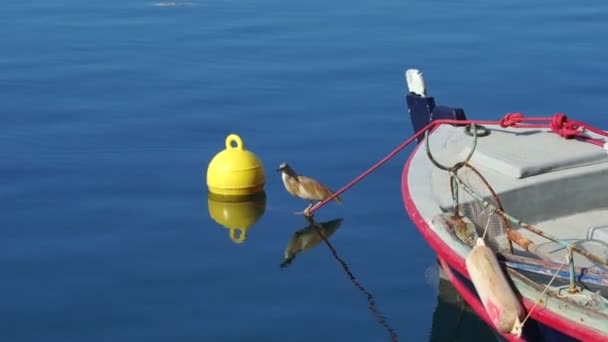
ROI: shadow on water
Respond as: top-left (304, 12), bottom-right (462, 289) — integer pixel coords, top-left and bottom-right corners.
top-left (282, 215), bottom-right (400, 342)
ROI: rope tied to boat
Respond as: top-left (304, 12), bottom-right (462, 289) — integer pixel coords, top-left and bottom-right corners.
top-left (511, 245), bottom-right (574, 338)
top-left (303, 111), bottom-right (607, 339)
top-left (308, 110), bottom-right (608, 267)
top-left (426, 124), bottom-right (608, 338)
top-left (550, 113), bottom-right (584, 139)
top-left (307, 112), bottom-right (608, 216)
top-left (498, 112), bottom-right (606, 146)
top-left (498, 112), bottom-right (525, 128)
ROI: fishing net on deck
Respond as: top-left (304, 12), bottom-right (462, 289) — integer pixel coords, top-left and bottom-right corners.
top-left (451, 165), bottom-right (513, 254)
top-left (425, 125), bottom-right (513, 254)
top-left (424, 121), bottom-right (608, 317)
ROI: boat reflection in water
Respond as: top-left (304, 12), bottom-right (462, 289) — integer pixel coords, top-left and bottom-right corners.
top-left (280, 217), bottom-right (343, 268)
top-left (427, 261), bottom-right (503, 342)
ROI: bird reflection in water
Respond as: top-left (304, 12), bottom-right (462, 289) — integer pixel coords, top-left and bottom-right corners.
top-left (280, 216), bottom-right (400, 341)
top-left (280, 217), bottom-right (343, 268)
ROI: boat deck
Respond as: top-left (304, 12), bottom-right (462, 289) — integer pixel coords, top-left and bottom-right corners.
top-left (426, 124), bottom-right (608, 271)
top-left (523, 209), bottom-right (608, 271)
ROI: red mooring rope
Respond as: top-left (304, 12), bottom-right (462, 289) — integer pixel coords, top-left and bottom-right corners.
top-left (307, 112), bottom-right (608, 216)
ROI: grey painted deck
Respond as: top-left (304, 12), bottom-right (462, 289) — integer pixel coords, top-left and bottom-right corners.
top-left (406, 123), bottom-right (608, 337)
top-left (428, 125), bottom-right (608, 266)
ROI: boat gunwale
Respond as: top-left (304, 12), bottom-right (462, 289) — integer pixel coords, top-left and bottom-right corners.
top-left (402, 136), bottom-right (608, 342)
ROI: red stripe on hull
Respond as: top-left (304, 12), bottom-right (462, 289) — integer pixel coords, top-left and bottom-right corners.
top-left (401, 142), bottom-right (606, 342)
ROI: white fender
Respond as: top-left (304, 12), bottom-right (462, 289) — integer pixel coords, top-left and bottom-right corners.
top-left (466, 238), bottom-right (524, 334)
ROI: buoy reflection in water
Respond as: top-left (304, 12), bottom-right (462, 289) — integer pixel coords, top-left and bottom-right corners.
top-left (207, 192), bottom-right (266, 244)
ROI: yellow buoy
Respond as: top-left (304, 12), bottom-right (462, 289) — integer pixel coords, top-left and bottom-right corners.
top-left (206, 134), bottom-right (265, 197)
top-left (207, 192), bottom-right (266, 243)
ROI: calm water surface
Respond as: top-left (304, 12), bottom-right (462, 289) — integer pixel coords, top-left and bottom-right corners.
top-left (2, 1), bottom-right (608, 341)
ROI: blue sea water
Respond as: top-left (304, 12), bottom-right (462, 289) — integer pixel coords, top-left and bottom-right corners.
top-left (2, 1), bottom-right (608, 341)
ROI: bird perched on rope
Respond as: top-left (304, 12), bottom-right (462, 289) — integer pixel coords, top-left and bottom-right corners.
top-left (276, 162), bottom-right (342, 216)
